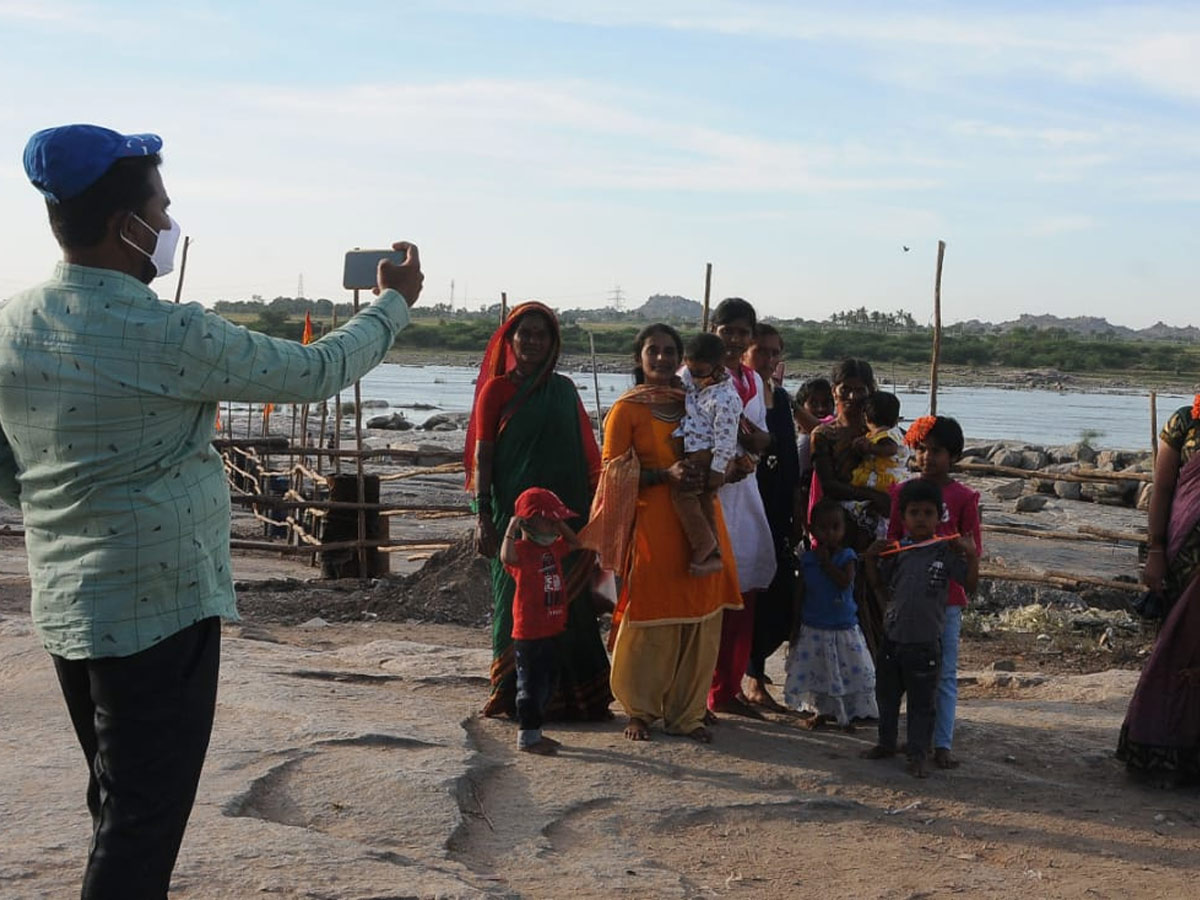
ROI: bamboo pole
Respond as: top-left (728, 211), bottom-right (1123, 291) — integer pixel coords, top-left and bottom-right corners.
top-left (701, 263), bottom-right (713, 332)
top-left (172, 236), bottom-right (191, 304)
top-left (982, 524), bottom-right (1140, 544)
top-left (978, 564), bottom-right (1142, 593)
top-left (228, 494), bottom-right (466, 513)
top-left (500, 291), bottom-right (508, 325)
top-left (954, 460), bottom-right (1152, 484)
top-left (588, 331), bottom-right (603, 434)
top-left (329, 308), bottom-right (339, 475)
top-left (352, 288), bottom-right (368, 576)
top-left (1150, 391), bottom-right (1158, 463)
top-left (929, 240), bottom-right (945, 415)
top-left (1076, 524), bottom-right (1150, 543)
top-left (230, 537), bottom-right (451, 554)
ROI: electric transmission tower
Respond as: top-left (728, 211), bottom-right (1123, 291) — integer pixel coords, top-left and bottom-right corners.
top-left (608, 284), bottom-right (625, 312)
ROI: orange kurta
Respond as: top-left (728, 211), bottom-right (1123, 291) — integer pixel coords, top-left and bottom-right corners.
top-left (603, 397), bottom-right (742, 625)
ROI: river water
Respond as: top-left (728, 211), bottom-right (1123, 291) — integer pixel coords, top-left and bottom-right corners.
top-left (331, 364), bottom-right (1187, 451)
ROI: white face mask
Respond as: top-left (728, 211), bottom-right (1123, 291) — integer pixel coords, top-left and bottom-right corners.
top-left (122, 213), bottom-right (181, 278)
top-left (526, 530), bottom-right (558, 546)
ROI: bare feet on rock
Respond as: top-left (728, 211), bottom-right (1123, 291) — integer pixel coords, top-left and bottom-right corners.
top-left (624, 717), bottom-right (651, 741)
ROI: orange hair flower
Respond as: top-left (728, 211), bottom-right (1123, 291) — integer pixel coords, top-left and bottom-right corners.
top-left (1192, 394), bottom-right (1200, 421)
top-left (905, 415), bottom-right (937, 447)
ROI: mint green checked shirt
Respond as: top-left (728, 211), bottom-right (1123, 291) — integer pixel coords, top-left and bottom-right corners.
top-left (0, 262), bottom-right (410, 659)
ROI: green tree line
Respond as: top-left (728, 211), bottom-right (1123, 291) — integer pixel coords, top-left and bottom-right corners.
top-left (219, 303), bottom-right (1200, 375)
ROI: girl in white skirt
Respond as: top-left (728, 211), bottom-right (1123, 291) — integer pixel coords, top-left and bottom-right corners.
top-left (784, 499), bottom-right (878, 729)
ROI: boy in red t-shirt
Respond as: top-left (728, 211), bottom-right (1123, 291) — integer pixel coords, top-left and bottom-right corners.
top-left (500, 487), bottom-right (581, 755)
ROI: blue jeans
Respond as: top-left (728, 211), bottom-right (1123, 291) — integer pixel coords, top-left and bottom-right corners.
top-left (934, 605), bottom-right (962, 751)
top-left (514, 638), bottom-right (556, 747)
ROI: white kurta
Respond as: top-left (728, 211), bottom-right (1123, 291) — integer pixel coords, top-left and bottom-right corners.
top-left (717, 369), bottom-right (777, 593)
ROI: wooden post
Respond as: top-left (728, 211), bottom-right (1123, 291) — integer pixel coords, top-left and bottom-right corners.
top-left (588, 331), bottom-right (603, 437)
top-left (172, 236), bottom-right (191, 304)
top-left (929, 240), bottom-right (946, 415)
top-left (500, 291), bottom-right (508, 324)
top-left (1150, 391), bottom-right (1158, 463)
top-left (701, 263), bottom-right (713, 331)
top-left (331, 308), bottom-right (340, 475)
top-left (352, 288), bottom-right (368, 577)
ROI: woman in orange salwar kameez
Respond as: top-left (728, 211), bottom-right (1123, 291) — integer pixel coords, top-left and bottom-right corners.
top-left (591, 324), bottom-right (742, 743)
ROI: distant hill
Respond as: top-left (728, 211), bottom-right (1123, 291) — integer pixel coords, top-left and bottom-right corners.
top-left (956, 314), bottom-right (1200, 342)
top-left (634, 294), bottom-right (703, 321)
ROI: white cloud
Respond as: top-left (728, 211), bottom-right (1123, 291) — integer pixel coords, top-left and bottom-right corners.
top-left (1029, 214), bottom-right (1096, 236)
top-left (1113, 33), bottom-right (1200, 100)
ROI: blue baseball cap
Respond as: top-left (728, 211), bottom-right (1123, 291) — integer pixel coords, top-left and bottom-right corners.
top-left (23, 124), bottom-right (162, 203)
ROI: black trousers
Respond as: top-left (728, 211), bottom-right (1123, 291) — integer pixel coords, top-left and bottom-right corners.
top-left (874, 638), bottom-right (940, 760)
top-left (746, 553), bottom-right (797, 680)
top-left (52, 616), bottom-right (221, 900)
top-left (514, 637), bottom-right (556, 735)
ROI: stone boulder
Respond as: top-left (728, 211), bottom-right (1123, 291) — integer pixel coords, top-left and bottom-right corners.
top-left (1047, 442), bottom-right (1098, 465)
top-left (1015, 494), bottom-right (1049, 512)
top-left (1053, 481), bottom-right (1083, 501)
top-left (1095, 449), bottom-right (1132, 471)
top-left (1021, 448), bottom-right (1050, 471)
top-left (419, 412), bottom-right (470, 431)
top-left (991, 447), bottom-right (1027, 469)
top-left (1080, 480), bottom-right (1137, 507)
top-left (992, 480), bottom-right (1026, 500)
top-left (961, 443), bottom-right (996, 460)
top-left (366, 412), bottom-right (413, 431)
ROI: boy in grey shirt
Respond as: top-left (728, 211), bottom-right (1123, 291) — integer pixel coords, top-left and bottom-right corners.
top-left (862, 479), bottom-right (978, 777)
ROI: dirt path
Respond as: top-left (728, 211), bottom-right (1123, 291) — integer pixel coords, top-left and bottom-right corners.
top-left (3, 529), bottom-right (1198, 899)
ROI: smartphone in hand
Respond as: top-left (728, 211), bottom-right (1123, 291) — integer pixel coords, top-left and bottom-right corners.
top-left (342, 249), bottom-right (407, 290)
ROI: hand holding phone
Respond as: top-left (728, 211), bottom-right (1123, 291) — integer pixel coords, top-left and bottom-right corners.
top-left (342, 242), bottom-right (423, 306)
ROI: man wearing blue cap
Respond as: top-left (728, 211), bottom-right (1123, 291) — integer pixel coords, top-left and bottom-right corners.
top-left (2, 124), bottom-right (424, 898)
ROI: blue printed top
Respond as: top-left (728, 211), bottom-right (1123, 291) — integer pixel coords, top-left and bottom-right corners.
top-left (801, 546), bottom-right (858, 630)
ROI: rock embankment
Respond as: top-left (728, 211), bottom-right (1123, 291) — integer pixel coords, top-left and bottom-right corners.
top-left (961, 440), bottom-right (1152, 510)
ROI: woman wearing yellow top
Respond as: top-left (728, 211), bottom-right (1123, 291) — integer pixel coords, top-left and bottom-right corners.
top-left (593, 324), bottom-right (743, 742)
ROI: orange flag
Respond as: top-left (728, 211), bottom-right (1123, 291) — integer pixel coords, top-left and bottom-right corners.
top-left (301, 311), bottom-right (313, 345)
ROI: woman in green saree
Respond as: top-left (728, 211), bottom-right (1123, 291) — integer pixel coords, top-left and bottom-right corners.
top-left (465, 302), bottom-right (613, 720)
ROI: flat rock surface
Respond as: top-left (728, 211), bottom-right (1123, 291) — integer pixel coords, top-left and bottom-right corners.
top-left (4, 588), bottom-right (1198, 899)
top-left (1, 443), bottom-right (1189, 899)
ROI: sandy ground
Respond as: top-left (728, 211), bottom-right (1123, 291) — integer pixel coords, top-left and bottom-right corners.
top-left (2, 436), bottom-right (1195, 899)
top-left (3, 527), bottom-right (1199, 899)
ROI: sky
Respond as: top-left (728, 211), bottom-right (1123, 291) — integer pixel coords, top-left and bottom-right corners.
top-left (1, 1), bottom-right (1198, 328)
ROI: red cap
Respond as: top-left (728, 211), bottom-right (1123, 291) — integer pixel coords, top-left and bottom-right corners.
top-left (514, 487), bottom-right (577, 521)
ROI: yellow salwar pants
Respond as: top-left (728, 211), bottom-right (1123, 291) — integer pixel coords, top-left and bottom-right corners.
top-left (610, 611), bottom-right (723, 735)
